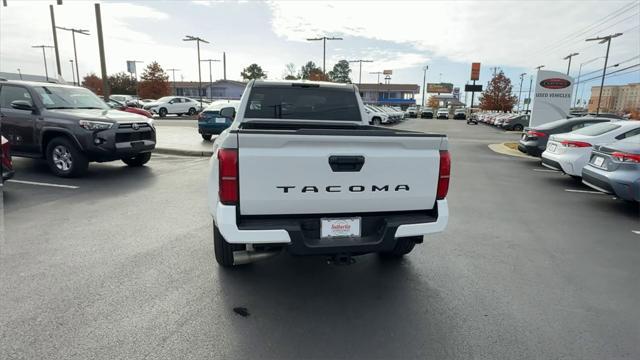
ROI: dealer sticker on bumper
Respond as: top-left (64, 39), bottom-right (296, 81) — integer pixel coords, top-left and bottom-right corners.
top-left (321, 217), bottom-right (361, 239)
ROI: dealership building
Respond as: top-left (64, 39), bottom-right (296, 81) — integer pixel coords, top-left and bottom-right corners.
top-left (357, 83), bottom-right (419, 109)
top-left (588, 83), bottom-right (640, 113)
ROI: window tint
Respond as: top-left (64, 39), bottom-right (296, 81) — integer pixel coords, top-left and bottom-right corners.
top-left (183, 98), bottom-right (191, 103)
top-left (571, 123), bottom-right (586, 131)
top-left (619, 133), bottom-right (640, 144)
top-left (245, 86), bottom-right (360, 121)
top-left (0, 85), bottom-right (33, 108)
top-left (571, 122), bottom-right (620, 136)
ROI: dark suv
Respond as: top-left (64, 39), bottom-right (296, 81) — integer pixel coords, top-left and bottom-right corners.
top-left (0, 80), bottom-right (156, 177)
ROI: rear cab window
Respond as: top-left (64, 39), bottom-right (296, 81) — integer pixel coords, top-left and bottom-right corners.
top-left (245, 85), bottom-right (360, 121)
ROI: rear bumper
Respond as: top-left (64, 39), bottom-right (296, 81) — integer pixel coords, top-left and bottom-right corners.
top-left (198, 122), bottom-right (229, 135)
top-left (541, 150), bottom-right (588, 176)
top-left (582, 165), bottom-right (640, 201)
top-left (213, 200), bottom-right (449, 255)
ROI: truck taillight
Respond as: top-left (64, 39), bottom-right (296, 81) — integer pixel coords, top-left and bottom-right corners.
top-left (218, 148), bottom-right (238, 205)
top-left (437, 150), bottom-right (450, 200)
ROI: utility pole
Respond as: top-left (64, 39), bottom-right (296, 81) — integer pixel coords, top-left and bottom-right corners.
top-left (563, 52), bottom-right (579, 75)
top-left (517, 73), bottom-right (526, 112)
top-left (32, 45), bottom-right (54, 81)
top-left (17, 68), bottom-right (22, 80)
top-left (223, 52), bottom-right (227, 80)
top-left (586, 33), bottom-right (623, 116)
top-left (95, 3), bottom-right (109, 98)
top-left (573, 57), bottom-right (603, 108)
top-left (535, 65), bottom-right (545, 71)
top-left (49, 5), bottom-right (62, 78)
top-left (348, 59), bottom-right (373, 87)
top-left (369, 71), bottom-right (383, 84)
top-left (306, 36), bottom-right (343, 73)
top-left (183, 35), bottom-right (209, 108)
top-left (526, 75), bottom-right (533, 112)
top-left (200, 59), bottom-right (220, 100)
top-left (56, 27), bottom-right (90, 88)
top-left (167, 68), bottom-right (180, 95)
top-left (69, 60), bottom-right (75, 85)
top-left (421, 65), bottom-right (428, 107)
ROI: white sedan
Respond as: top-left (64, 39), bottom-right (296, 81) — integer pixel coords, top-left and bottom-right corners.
top-left (143, 96), bottom-right (203, 117)
top-left (541, 121), bottom-right (640, 178)
top-left (364, 105), bottom-right (390, 125)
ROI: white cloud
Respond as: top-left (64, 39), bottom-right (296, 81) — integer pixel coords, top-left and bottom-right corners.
top-left (268, 1), bottom-right (640, 72)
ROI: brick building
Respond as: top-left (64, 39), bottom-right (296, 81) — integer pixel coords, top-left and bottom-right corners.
top-left (588, 83), bottom-right (640, 113)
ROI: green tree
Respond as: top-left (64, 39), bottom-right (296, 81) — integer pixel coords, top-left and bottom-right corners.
top-left (478, 71), bottom-right (518, 112)
top-left (300, 61), bottom-right (321, 80)
top-left (82, 73), bottom-right (103, 95)
top-left (283, 63), bottom-right (299, 80)
top-left (328, 60), bottom-right (352, 83)
top-left (241, 63), bottom-right (267, 80)
top-left (108, 72), bottom-right (137, 95)
top-left (138, 61), bottom-right (170, 99)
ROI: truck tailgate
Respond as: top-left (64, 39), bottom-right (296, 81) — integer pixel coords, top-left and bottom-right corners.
top-left (236, 129), bottom-right (445, 215)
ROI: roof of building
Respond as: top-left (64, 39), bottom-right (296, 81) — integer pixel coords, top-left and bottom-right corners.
top-left (357, 83), bottom-right (420, 92)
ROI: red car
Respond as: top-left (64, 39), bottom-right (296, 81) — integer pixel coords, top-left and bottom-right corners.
top-left (2, 135), bottom-right (15, 181)
top-left (105, 98), bottom-right (153, 118)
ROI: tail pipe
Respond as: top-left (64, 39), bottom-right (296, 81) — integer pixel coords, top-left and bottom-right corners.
top-left (232, 249), bottom-right (281, 265)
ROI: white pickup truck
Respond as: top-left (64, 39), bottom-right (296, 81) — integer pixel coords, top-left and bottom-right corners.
top-left (208, 80), bottom-right (450, 267)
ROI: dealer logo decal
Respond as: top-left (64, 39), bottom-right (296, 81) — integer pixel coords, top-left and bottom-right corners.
top-left (540, 78), bottom-right (571, 89)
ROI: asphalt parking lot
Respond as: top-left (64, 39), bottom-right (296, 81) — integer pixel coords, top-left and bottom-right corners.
top-left (1, 120), bottom-right (639, 360)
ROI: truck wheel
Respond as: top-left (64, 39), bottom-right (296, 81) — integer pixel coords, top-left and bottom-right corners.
top-left (122, 152), bottom-right (152, 167)
top-left (46, 137), bottom-right (88, 177)
top-left (379, 237), bottom-right (419, 259)
top-left (202, 134), bottom-right (212, 141)
top-left (159, 108), bottom-right (168, 118)
top-left (188, 107), bottom-right (196, 116)
top-left (214, 223), bottom-right (245, 267)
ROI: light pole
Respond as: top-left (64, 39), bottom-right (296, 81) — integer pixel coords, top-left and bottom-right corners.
top-left (167, 68), bottom-right (180, 95)
top-left (56, 26), bottom-right (90, 88)
top-left (369, 71), bottom-right (383, 84)
top-left (17, 68), bottom-right (22, 80)
top-left (526, 75), bottom-right (533, 112)
top-left (183, 35), bottom-right (209, 108)
top-left (200, 59), bottom-right (220, 100)
top-left (32, 45), bottom-right (54, 81)
top-left (69, 60), bottom-right (75, 85)
top-left (421, 65), bottom-right (428, 108)
top-left (563, 52), bottom-right (579, 75)
top-left (348, 59), bottom-right (373, 87)
top-left (586, 33), bottom-right (623, 116)
top-left (306, 36), bottom-right (343, 74)
top-left (517, 72), bottom-right (526, 112)
top-left (573, 56), bottom-right (603, 108)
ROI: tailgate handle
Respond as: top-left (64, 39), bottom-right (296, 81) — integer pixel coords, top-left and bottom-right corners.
top-left (328, 156), bottom-right (365, 172)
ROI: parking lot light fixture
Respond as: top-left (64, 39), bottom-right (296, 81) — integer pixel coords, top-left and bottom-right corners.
top-left (167, 68), bottom-right (180, 95)
top-left (573, 57), bottom-right (604, 108)
top-left (200, 59), bottom-right (220, 101)
top-left (369, 71), bottom-right (383, 84)
top-left (306, 36), bottom-right (343, 74)
top-left (183, 35), bottom-right (210, 108)
top-left (563, 52), bottom-right (579, 75)
top-left (422, 65), bottom-right (428, 108)
top-left (585, 33), bottom-right (623, 116)
top-left (56, 26), bottom-right (90, 87)
top-left (69, 60), bottom-right (75, 85)
top-left (348, 59), bottom-right (373, 87)
top-left (517, 73), bottom-right (526, 112)
top-left (32, 45), bottom-right (55, 81)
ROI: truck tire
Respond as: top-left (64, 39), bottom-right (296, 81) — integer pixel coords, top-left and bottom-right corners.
top-left (214, 223), bottom-right (245, 267)
top-left (46, 136), bottom-right (89, 177)
top-left (379, 237), bottom-right (419, 259)
top-left (122, 152), bottom-right (152, 167)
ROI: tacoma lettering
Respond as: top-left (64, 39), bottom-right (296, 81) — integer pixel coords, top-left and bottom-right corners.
top-left (276, 185), bottom-right (410, 193)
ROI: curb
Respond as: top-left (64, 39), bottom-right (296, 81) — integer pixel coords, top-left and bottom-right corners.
top-left (154, 147), bottom-right (213, 157)
top-left (488, 143), bottom-right (536, 159)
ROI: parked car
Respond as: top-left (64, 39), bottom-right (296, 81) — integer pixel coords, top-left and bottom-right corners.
top-left (421, 107), bottom-right (433, 119)
top-left (376, 106), bottom-right (401, 122)
top-left (582, 134), bottom-right (640, 202)
top-left (103, 98), bottom-right (153, 118)
top-left (110, 94), bottom-right (135, 104)
top-left (406, 106), bottom-right (418, 118)
top-left (198, 100), bottom-right (240, 141)
top-left (364, 105), bottom-right (391, 125)
top-left (1, 135), bottom-right (14, 181)
top-left (501, 114), bottom-right (529, 131)
top-left (0, 80), bottom-right (156, 177)
top-left (436, 108), bottom-right (449, 119)
top-left (143, 96), bottom-right (202, 117)
top-left (208, 80), bottom-right (450, 267)
top-left (518, 117), bottom-right (611, 156)
top-left (541, 121), bottom-right (640, 178)
top-left (453, 108), bottom-right (466, 120)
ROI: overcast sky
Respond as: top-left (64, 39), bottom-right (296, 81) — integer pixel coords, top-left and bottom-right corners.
top-left (1, 0), bottom-right (639, 102)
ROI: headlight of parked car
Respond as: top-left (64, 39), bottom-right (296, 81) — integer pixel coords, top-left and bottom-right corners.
top-left (79, 120), bottom-right (113, 130)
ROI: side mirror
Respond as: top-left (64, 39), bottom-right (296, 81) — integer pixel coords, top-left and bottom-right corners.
top-left (220, 107), bottom-right (236, 119)
top-left (10, 100), bottom-right (34, 111)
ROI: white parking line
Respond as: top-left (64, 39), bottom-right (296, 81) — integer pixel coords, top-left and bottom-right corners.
top-left (564, 189), bottom-right (605, 195)
top-left (6, 179), bottom-right (79, 189)
top-left (532, 168), bottom-right (559, 173)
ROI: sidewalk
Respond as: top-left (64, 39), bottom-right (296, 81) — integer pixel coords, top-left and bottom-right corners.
top-left (154, 125), bottom-right (214, 157)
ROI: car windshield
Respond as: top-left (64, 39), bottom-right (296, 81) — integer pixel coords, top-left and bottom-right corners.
top-left (245, 86), bottom-right (360, 121)
top-left (571, 122), bottom-right (620, 136)
top-left (34, 86), bottom-right (108, 110)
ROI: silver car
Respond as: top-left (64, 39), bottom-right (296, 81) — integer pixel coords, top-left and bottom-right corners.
top-left (582, 133), bottom-right (640, 202)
